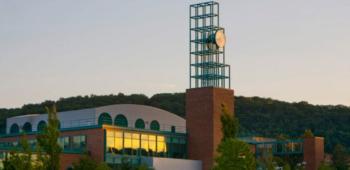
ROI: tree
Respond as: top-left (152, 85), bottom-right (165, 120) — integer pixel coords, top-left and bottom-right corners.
top-left (220, 104), bottom-right (239, 140)
top-left (3, 137), bottom-right (33, 170)
top-left (302, 129), bottom-right (314, 138)
top-left (213, 104), bottom-right (255, 170)
top-left (36, 105), bottom-right (62, 170)
top-left (214, 138), bottom-right (256, 170)
top-left (318, 162), bottom-right (335, 170)
top-left (72, 154), bottom-right (111, 170)
top-left (332, 144), bottom-right (348, 170)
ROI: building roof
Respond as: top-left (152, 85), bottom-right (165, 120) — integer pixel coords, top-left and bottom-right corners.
top-left (6, 104), bottom-right (186, 134)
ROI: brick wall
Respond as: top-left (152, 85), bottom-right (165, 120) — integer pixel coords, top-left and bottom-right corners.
top-left (186, 87), bottom-right (234, 170)
top-left (0, 127), bottom-right (105, 170)
top-left (303, 137), bottom-right (324, 170)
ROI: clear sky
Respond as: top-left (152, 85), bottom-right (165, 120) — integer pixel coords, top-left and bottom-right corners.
top-left (1, 0), bottom-right (349, 108)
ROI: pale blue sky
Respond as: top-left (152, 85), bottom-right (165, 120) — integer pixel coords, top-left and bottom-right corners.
top-left (1, 0), bottom-right (349, 108)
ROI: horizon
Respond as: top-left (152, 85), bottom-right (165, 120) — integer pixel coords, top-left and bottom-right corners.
top-left (1, 0), bottom-right (349, 108)
top-left (1, 91), bottom-right (349, 110)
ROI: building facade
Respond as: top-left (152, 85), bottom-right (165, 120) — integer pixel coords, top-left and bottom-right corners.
top-left (0, 104), bottom-right (201, 170)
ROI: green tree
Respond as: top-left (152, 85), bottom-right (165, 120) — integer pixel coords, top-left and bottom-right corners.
top-left (213, 104), bottom-right (255, 170)
top-left (220, 104), bottom-right (239, 140)
top-left (318, 162), bottom-right (335, 170)
top-left (72, 154), bottom-right (111, 170)
top-left (332, 144), bottom-right (348, 170)
top-left (3, 137), bottom-right (33, 170)
top-left (213, 138), bottom-right (256, 170)
top-left (302, 129), bottom-right (314, 138)
top-left (36, 105), bottom-right (62, 170)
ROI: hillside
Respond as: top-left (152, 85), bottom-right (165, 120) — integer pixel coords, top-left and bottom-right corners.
top-left (0, 93), bottom-right (349, 153)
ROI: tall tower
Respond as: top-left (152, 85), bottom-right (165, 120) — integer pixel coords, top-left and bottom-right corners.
top-left (186, 1), bottom-right (234, 170)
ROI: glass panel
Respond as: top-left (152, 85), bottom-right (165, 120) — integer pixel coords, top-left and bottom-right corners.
top-left (81, 136), bottom-right (86, 148)
top-left (115, 137), bottom-right (123, 151)
top-left (149, 135), bottom-right (156, 154)
top-left (141, 134), bottom-right (149, 156)
top-left (115, 131), bottom-right (123, 138)
top-left (124, 133), bottom-right (132, 148)
top-left (73, 136), bottom-right (80, 149)
top-left (157, 136), bottom-right (167, 154)
top-left (107, 130), bottom-right (114, 137)
top-left (64, 137), bottom-right (69, 150)
top-left (132, 133), bottom-right (140, 149)
top-left (107, 136), bottom-right (114, 153)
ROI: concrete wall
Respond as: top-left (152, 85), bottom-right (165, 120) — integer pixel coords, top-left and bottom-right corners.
top-left (95, 104), bottom-right (186, 132)
top-left (6, 104), bottom-right (185, 134)
top-left (141, 157), bottom-right (201, 170)
top-left (152, 157), bottom-right (202, 170)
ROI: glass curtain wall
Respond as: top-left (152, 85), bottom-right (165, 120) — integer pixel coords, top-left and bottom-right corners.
top-left (106, 129), bottom-right (186, 160)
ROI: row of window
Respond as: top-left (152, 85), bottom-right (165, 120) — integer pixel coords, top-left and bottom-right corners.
top-left (9, 120), bottom-right (48, 134)
top-left (0, 135), bottom-right (87, 153)
top-left (98, 113), bottom-right (164, 131)
top-left (9, 113), bottom-right (172, 134)
top-left (106, 129), bottom-right (186, 159)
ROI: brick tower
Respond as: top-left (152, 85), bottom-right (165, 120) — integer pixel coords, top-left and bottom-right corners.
top-left (186, 2), bottom-right (233, 170)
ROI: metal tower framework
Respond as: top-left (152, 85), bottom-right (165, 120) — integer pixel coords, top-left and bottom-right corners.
top-left (189, 1), bottom-right (230, 89)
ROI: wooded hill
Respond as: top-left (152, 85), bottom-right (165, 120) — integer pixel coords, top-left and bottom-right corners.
top-left (0, 93), bottom-right (349, 153)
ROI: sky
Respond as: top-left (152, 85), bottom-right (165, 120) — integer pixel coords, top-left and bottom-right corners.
top-left (0, 0), bottom-right (349, 108)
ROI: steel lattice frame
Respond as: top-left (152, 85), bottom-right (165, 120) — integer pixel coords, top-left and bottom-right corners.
top-left (189, 1), bottom-right (230, 89)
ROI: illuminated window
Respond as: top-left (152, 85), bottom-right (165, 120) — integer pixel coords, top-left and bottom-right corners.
top-left (150, 120), bottom-right (160, 131)
top-left (157, 136), bottom-right (167, 153)
top-left (124, 133), bottom-right (132, 148)
top-left (114, 131), bottom-right (123, 151)
top-left (135, 119), bottom-right (145, 129)
top-left (115, 114), bottom-right (128, 127)
top-left (149, 135), bottom-right (156, 154)
top-left (141, 134), bottom-right (149, 156)
top-left (132, 133), bottom-right (140, 149)
top-left (106, 130), bottom-right (115, 153)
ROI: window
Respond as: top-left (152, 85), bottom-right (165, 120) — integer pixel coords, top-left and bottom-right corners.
top-left (171, 126), bottom-right (176, 133)
top-left (135, 119), bottom-right (145, 129)
top-left (37, 121), bottom-right (47, 132)
top-left (150, 120), bottom-right (160, 131)
top-left (10, 124), bottom-right (19, 134)
top-left (58, 137), bottom-right (69, 150)
top-left (22, 122), bottom-right (32, 133)
top-left (114, 114), bottom-right (128, 127)
top-left (98, 112), bottom-right (112, 125)
top-left (72, 136), bottom-right (86, 150)
top-left (157, 136), bottom-right (167, 154)
top-left (58, 135), bottom-right (86, 152)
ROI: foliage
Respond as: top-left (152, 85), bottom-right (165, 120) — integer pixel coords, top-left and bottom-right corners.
top-left (72, 155), bottom-right (111, 170)
top-left (36, 105), bottom-right (62, 170)
top-left (318, 162), bottom-right (335, 170)
top-left (3, 138), bottom-right (33, 170)
top-left (213, 138), bottom-right (256, 170)
top-left (332, 144), bottom-right (349, 170)
top-left (1, 93), bottom-right (350, 153)
top-left (220, 104), bottom-right (239, 140)
top-left (256, 152), bottom-right (275, 170)
top-left (302, 129), bottom-right (314, 138)
top-left (213, 105), bottom-right (255, 170)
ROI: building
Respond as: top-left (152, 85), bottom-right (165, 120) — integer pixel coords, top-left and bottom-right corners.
top-left (0, 104), bottom-right (201, 170)
top-left (0, 1), bottom-right (325, 170)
